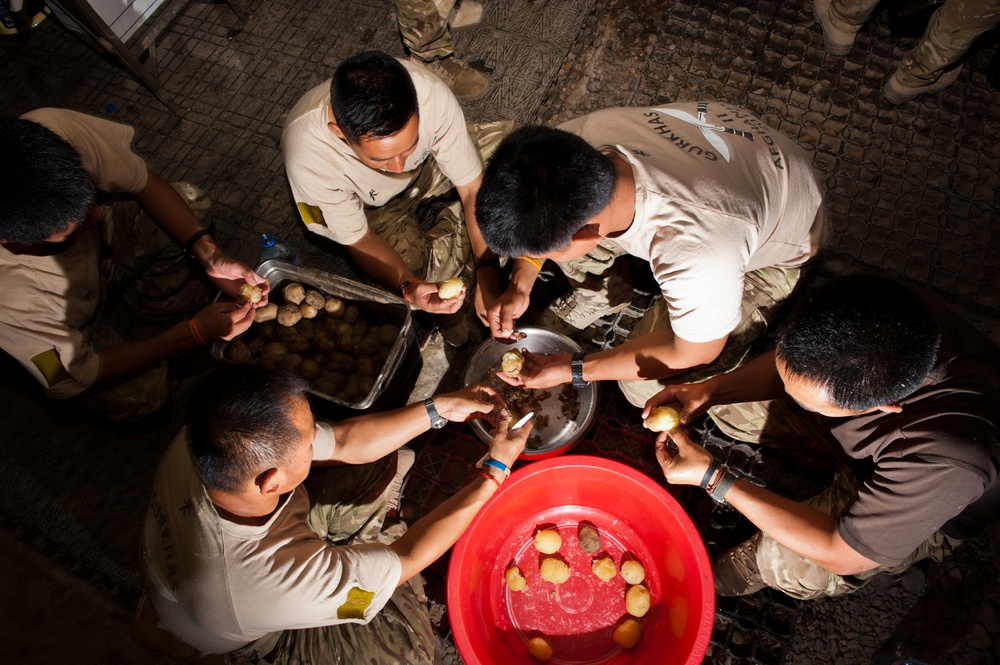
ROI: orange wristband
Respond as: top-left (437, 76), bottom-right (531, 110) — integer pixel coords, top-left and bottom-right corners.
top-left (479, 470), bottom-right (503, 489)
top-left (187, 318), bottom-right (207, 345)
top-left (518, 256), bottom-right (543, 271)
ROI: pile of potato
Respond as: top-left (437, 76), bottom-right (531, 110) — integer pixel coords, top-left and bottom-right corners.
top-left (224, 281), bottom-right (402, 404)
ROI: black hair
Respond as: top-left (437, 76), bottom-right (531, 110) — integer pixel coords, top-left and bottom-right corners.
top-left (330, 50), bottom-right (419, 144)
top-left (0, 117), bottom-right (96, 244)
top-left (776, 275), bottom-right (941, 411)
top-left (188, 366), bottom-right (310, 493)
top-left (475, 125), bottom-right (617, 257)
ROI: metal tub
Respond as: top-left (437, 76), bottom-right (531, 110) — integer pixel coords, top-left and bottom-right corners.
top-left (211, 260), bottom-right (416, 410)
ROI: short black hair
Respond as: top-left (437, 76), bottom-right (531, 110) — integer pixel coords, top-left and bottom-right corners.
top-left (0, 117), bottom-right (96, 244)
top-left (776, 275), bottom-right (941, 411)
top-left (475, 125), bottom-right (617, 257)
top-left (330, 50), bottom-right (418, 144)
top-left (188, 366), bottom-right (310, 493)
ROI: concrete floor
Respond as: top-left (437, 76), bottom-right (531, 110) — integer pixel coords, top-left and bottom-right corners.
top-left (1, 0), bottom-right (999, 663)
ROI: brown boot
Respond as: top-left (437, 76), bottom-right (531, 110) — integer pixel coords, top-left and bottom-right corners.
top-left (418, 56), bottom-right (490, 102)
top-left (712, 535), bottom-right (767, 596)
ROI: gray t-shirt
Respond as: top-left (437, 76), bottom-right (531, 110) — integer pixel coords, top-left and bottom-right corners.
top-left (141, 425), bottom-right (402, 655)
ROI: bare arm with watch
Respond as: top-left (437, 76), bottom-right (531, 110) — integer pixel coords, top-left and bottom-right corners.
top-left (654, 429), bottom-right (878, 575)
top-left (324, 383), bottom-right (503, 465)
top-left (389, 399), bottom-right (533, 586)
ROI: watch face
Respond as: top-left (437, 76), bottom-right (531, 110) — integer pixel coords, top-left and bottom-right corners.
top-left (432, 418), bottom-right (446, 429)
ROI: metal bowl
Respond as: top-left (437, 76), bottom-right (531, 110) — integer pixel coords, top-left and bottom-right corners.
top-left (462, 326), bottom-right (599, 459)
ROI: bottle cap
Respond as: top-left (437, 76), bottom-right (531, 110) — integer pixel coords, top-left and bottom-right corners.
top-left (259, 233), bottom-right (276, 248)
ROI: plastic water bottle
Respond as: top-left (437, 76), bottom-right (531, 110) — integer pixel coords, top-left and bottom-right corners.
top-left (259, 233), bottom-right (301, 265)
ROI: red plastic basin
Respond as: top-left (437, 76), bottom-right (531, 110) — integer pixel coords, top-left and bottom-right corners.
top-left (448, 456), bottom-right (715, 664)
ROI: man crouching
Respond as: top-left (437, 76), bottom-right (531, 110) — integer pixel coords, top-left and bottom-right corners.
top-left (140, 365), bottom-right (527, 663)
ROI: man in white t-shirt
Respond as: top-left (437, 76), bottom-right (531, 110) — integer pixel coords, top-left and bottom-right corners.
top-left (0, 110), bottom-right (267, 421)
top-left (475, 102), bottom-right (826, 406)
top-left (281, 50), bottom-right (511, 344)
top-left (140, 365), bottom-right (528, 664)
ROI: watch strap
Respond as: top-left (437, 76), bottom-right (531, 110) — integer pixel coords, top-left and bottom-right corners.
top-left (710, 469), bottom-right (739, 503)
top-left (570, 352), bottom-right (588, 388)
top-left (423, 398), bottom-right (445, 429)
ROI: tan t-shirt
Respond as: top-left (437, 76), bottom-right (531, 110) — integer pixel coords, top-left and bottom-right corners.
top-left (141, 424), bottom-right (402, 655)
top-left (560, 103), bottom-right (825, 343)
top-left (281, 59), bottom-right (482, 245)
top-left (0, 108), bottom-right (148, 396)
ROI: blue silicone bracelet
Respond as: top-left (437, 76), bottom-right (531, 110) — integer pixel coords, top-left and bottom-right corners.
top-left (482, 458), bottom-right (510, 477)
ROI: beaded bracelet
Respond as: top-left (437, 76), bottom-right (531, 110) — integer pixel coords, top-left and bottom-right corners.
top-left (479, 470), bottom-right (503, 489)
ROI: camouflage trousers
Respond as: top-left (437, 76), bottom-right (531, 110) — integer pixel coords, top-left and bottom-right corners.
top-left (709, 399), bottom-right (962, 599)
top-left (831, 0), bottom-right (1000, 85)
top-left (397, 0), bottom-right (453, 62)
top-left (615, 265), bottom-right (802, 408)
top-left (255, 451), bottom-right (435, 665)
top-left (82, 182), bottom-right (212, 421)
top-left (367, 120), bottom-right (514, 284)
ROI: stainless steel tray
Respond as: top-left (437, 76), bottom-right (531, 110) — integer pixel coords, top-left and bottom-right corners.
top-left (211, 260), bottom-right (415, 410)
top-left (462, 326), bottom-right (599, 458)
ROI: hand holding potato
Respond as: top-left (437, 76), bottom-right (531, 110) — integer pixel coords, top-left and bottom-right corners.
top-left (405, 279), bottom-right (465, 314)
top-left (191, 301), bottom-right (255, 343)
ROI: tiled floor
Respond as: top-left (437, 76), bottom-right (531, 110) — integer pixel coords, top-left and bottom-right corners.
top-left (1, 0), bottom-right (999, 663)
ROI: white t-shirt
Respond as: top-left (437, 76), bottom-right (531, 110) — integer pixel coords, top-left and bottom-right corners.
top-left (560, 102), bottom-right (825, 343)
top-left (141, 424), bottom-right (402, 655)
top-left (0, 108), bottom-right (149, 396)
top-left (281, 59), bottom-right (482, 245)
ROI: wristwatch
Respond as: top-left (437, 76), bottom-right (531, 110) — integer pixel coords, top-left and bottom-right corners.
top-left (570, 352), bottom-right (589, 388)
top-left (424, 398), bottom-right (446, 429)
top-left (710, 469), bottom-right (739, 504)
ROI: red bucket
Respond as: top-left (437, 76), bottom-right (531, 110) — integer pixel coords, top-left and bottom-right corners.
top-left (448, 456), bottom-right (714, 664)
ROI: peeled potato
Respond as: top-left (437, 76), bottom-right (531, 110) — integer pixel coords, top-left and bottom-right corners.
top-left (645, 405), bottom-right (681, 432)
top-left (579, 526), bottom-right (601, 554)
top-left (437, 277), bottom-right (464, 299)
top-left (283, 282), bottom-right (305, 305)
top-left (592, 556), bottom-right (617, 582)
top-left (613, 618), bottom-right (642, 649)
top-left (621, 560), bottom-right (646, 585)
top-left (527, 636), bottom-right (553, 661)
top-left (539, 558), bottom-right (570, 584)
top-left (239, 283), bottom-right (263, 304)
top-left (505, 565), bottom-right (527, 591)
top-left (501, 349), bottom-right (525, 378)
top-left (625, 585), bottom-right (651, 618)
top-left (533, 529), bottom-right (562, 554)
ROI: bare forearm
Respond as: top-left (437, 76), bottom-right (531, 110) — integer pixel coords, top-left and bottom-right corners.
top-left (704, 351), bottom-right (786, 405)
top-left (134, 170), bottom-right (206, 246)
top-left (346, 231), bottom-right (414, 291)
top-left (329, 403), bottom-right (430, 464)
top-left (582, 331), bottom-right (721, 382)
top-left (389, 475), bottom-right (497, 585)
top-left (90, 322), bottom-right (197, 392)
top-left (725, 479), bottom-right (874, 575)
